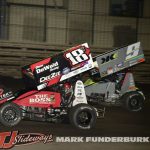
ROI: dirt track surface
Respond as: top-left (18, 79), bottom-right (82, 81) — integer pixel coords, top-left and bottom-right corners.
top-left (1, 100), bottom-right (150, 137)
top-left (0, 76), bottom-right (150, 149)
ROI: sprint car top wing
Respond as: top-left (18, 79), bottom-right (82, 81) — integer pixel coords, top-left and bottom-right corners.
top-left (22, 43), bottom-right (94, 90)
top-left (95, 42), bottom-right (145, 78)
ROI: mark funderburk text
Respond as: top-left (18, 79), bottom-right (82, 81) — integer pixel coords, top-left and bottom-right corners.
top-left (55, 137), bottom-right (150, 143)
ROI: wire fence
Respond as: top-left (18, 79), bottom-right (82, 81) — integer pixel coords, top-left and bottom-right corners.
top-left (0, 0), bottom-right (150, 50)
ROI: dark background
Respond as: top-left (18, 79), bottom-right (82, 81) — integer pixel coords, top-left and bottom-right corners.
top-left (0, 1), bottom-right (150, 149)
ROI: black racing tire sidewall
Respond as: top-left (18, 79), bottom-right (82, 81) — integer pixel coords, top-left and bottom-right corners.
top-left (122, 91), bottom-right (144, 112)
top-left (0, 103), bottom-right (22, 127)
top-left (69, 104), bottom-right (97, 130)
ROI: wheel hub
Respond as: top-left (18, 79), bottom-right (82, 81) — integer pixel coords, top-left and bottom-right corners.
top-left (78, 111), bottom-right (91, 126)
top-left (131, 98), bottom-right (138, 106)
top-left (79, 112), bottom-right (89, 123)
top-left (3, 108), bottom-right (17, 122)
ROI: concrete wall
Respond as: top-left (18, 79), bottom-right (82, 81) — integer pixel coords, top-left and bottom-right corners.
top-left (47, 9), bottom-right (67, 44)
top-left (7, 0), bottom-right (64, 6)
top-left (7, 0), bottom-right (150, 51)
top-left (9, 5), bottom-right (44, 42)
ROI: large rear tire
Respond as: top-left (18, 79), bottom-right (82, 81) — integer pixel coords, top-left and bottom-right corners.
top-left (122, 91), bottom-right (144, 112)
top-left (0, 103), bottom-right (22, 127)
top-left (69, 104), bottom-right (97, 130)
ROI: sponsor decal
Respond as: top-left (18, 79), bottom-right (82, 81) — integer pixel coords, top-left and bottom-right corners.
top-left (36, 62), bottom-right (59, 74)
top-left (129, 59), bottom-right (138, 66)
top-left (60, 62), bottom-right (94, 82)
top-left (40, 71), bottom-right (60, 83)
top-left (76, 82), bottom-right (83, 94)
top-left (0, 131), bottom-right (53, 149)
top-left (71, 61), bottom-right (89, 71)
top-left (0, 91), bottom-right (13, 100)
top-left (77, 81), bottom-right (82, 85)
top-left (80, 65), bottom-right (88, 72)
top-left (101, 52), bottom-right (118, 65)
top-left (29, 94), bottom-right (55, 104)
top-left (62, 67), bottom-right (70, 75)
top-left (37, 83), bottom-right (48, 90)
top-left (70, 62), bottom-right (90, 75)
top-left (107, 67), bottom-right (113, 75)
top-left (76, 88), bottom-right (83, 97)
top-left (117, 62), bottom-right (124, 68)
top-left (129, 75), bottom-right (135, 86)
top-left (73, 81), bottom-right (87, 106)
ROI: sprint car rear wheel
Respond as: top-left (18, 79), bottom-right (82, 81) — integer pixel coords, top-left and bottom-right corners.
top-left (122, 91), bottom-right (144, 112)
top-left (0, 103), bottom-right (22, 127)
top-left (69, 104), bottom-right (97, 130)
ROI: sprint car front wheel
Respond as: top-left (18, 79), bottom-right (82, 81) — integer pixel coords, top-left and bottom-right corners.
top-left (0, 103), bottom-right (22, 127)
top-left (69, 104), bottom-right (97, 130)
